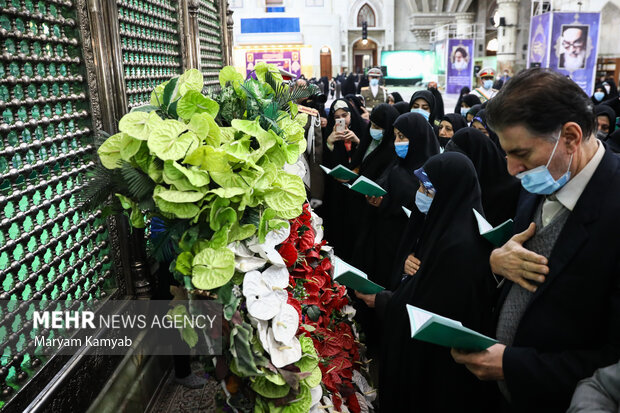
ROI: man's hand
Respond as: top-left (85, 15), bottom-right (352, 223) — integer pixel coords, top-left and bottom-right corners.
top-left (365, 195), bottom-right (383, 207)
top-left (404, 254), bottom-right (421, 275)
top-left (320, 117), bottom-right (327, 128)
top-left (490, 222), bottom-right (549, 292)
top-left (354, 291), bottom-right (376, 308)
top-left (451, 344), bottom-right (506, 381)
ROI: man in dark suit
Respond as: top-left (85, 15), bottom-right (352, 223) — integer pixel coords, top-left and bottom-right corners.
top-left (451, 68), bottom-right (620, 412)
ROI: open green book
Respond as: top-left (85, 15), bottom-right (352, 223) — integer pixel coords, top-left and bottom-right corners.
top-left (320, 164), bottom-right (358, 181)
top-left (345, 176), bottom-right (387, 197)
top-left (332, 257), bottom-right (385, 294)
top-left (406, 305), bottom-right (498, 352)
top-left (472, 209), bottom-right (514, 247)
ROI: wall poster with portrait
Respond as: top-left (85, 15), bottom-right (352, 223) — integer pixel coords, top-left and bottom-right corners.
top-left (245, 50), bottom-right (302, 78)
top-left (527, 12), bottom-right (552, 69)
top-left (446, 39), bottom-right (474, 94)
top-left (549, 12), bottom-right (601, 96)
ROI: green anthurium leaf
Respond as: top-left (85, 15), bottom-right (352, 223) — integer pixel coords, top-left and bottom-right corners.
top-left (210, 187), bottom-right (247, 199)
top-left (168, 100), bottom-right (179, 118)
top-left (209, 197), bottom-right (230, 226)
top-left (115, 193), bottom-right (134, 209)
top-left (219, 66), bottom-right (245, 97)
top-left (154, 187), bottom-right (205, 203)
top-left (177, 90), bottom-right (220, 120)
top-left (265, 145), bottom-right (287, 169)
top-left (129, 206), bottom-right (145, 228)
top-left (120, 133), bottom-right (142, 161)
top-left (302, 367), bottom-right (322, 389)
top-left (147, 157), bottom-right (163, 183)
top-left (163, 161), bottom-right (210, 191)
top-left (207, 225), bottom-right (232, 249)
top-left (228, 222), bottom-right (256, 243)
top-left (205, 115), bottom-right (222, 147)
top-left (254, 160), bottom-right (278, 190)
top-left (210, 170), bottom-right (251, 190)
top-left (264, 172), bottom-right (306, 219)
top-left (299, 335), bottom-right (317, 358)
top-left (231, 118), bottom-right (272, 141)
top-left (293, 112), bottom-right (309, 128)
top-left (162, 77), bottom-right (179, 108)
top-left (155, 199), bottom-right (200, 219)
top-left (150, 79), bottom-right (169, 107)
top-left (278, 115), bottom-right (306, 144)
top-left (306, 305), bottom-right (321, 322)
top-left (289, 101), bottom-right (298, 117)
top-left (119, 111), bottom-right (163, 140)
top-left (212, 206), bottom-right (237, 231)
top-left (258, 208), bottom-right (277, 243)
top-left (98, 133), bottom-right (123, 169)
top-left (191, 246), bottom-right (235, 290)
top-left (133, 144), bottom-right (150, 173)
top-left (280, 383), bottom-right (311, 413)
top-left (187, 112), bottom-right (211, 140)
top-left (251, 376), bottom-right (290, 399)
top-left (219, 127), bottom-right (236, 144)
top-left (175, 251), bottom-right (194, 276)
top-left (264, 371), bottom-right (287, 386)
top-left (283, 143), bottom-right (301, 165)
top-left (254, 62), bottom-right (283, 85)
top-left (168, 304), bottom-right (198, 348)
top-left (218, 282), bottom-right (241, 321)
top-left (129, 104), bottom-right (160, 113)
top-left (230, 322), bottom-right (263, 377)
top-left (184, 146), bottom-right (231, 172)
top-left (177, 68), bottom-right (204, 96)
top-left (148, 121), bottom-right (200, 161)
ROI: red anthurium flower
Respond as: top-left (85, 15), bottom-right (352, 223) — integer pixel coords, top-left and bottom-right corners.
top-left (346, 393), bottom-right (362, 413)
top-left (299, 227), bottom-right (315, 251)
top-left (278, 242), bottom-right (298, 267)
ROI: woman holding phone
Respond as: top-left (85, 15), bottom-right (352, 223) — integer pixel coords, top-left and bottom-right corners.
top-left (322, 99), bottom-right (367, 261)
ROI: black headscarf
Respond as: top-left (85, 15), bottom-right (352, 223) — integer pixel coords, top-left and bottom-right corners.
top-left (392, 113), bottom-right (441, 171)
top-left (344, 94), bottom-right (365, 118)
top-left (605, 129), bottom-right (620, 153)
top-left (445, 128), bottom-right (521, 226)
top-left (462, 94), bottom-right (482, 108)
top-left (427, 86), bottom-right (445, 120)
top-left (592, 83), bottom-right (609, 105)
top-left (394, 101), bottom-right (410, 115)
top-left (324, 99), bottom-right (364, 168)
top-left (471, 109), bottom-right (505, 156)
top-left (391, 92), bottom-right (404, 103)
top-left (595, 104), bottom-right (617, 135)
top-left (454, 86), bottom-right (471, 113)
top-left (409, 90), bottom-right (437, 126)
top-left (352, 103), bottom-right (399, 180)
top-left (357, 75), bottom-right (369, 94)
top-left (438, 113), bottom-right (468, 148)
top-left (378, 152), bottom-right (496, 412)
top-left (342, 74), bottom-right (357, 96)
top-left (604, 78), bottom-right (619, 99)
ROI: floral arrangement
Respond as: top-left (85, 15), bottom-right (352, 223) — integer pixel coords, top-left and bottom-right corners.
top-left (83, 64), bottom-right (374, 412)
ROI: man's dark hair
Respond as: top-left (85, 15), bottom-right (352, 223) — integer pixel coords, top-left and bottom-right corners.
top-left (486, 68), bottom-right (595, 140)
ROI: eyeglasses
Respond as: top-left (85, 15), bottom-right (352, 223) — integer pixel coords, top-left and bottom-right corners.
top-left (562, 40), bottom-right (584, 50)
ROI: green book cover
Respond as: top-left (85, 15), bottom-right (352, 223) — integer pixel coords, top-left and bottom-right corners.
top-left (406, 305), bottom-right (498, 352)
top-left (347, 176), bottom-right (387, 197)
top-left (320, 164), bottom-right (358, 181)
top-left (472, 209), bottom-right (514, 247)
top-left (333, 257), bottom-right (385, 294)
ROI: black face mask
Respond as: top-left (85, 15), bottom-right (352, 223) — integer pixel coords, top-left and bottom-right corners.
top-left (438, 137), bottom-right (451, 148)
top-left (596, 130), bottom-right (608, 141)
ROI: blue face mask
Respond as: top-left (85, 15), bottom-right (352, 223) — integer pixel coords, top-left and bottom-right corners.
top-left (395, 142), bottom-right (409, 158)
top-left (415, 191), bottom-right (434, 214)
top-left (369, 128), bottom-right (383, 140)
top-left (516, 133), bottom-right (574, 195)
top-left (594, 91), bottom-right (605, 102)
top-left (461, 107), bottom-right (469, 117)
top-left (410, 108), bottom-right (430, 121)
top-left (370, 78), bottom-right (379, 87)
top-left (483, 80), bottom-right (493, 89)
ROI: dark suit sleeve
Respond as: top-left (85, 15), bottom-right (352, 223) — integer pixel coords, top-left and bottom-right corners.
top-left (503, 264), bottom-right (620, 409)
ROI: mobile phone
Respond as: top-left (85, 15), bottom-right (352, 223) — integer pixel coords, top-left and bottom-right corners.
top-left (335, 118), bottom-right (346, 132)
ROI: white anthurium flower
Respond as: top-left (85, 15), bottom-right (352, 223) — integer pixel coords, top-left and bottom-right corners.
top-left (353, 370), bottom-right (377, 403)
top-left (272, 303), bottom-right (299, 344)
top-left (265, 327), bottom-right (302, 368)
top-left (247, 223), bottom-right (290, 266)
top-left (341, 304), bottom-right (357, 321)
top-left (355, 393), bottom-right (370, 413)
top-left (229, 241), bottom-right (267, 273)
top-left (254, 318), bottom-right (269, 351)
top-left (242, 267), bottom-right (288, 320)
top-left (283, 159), bottom-right (307, 183)
top-left (309, 385), bottom-right (323, 411)
top-left (310, 210), bottom-right (324, 244)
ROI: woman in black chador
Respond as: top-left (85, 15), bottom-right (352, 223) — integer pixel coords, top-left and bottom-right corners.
top-left (357, 152), bottom-right (498, 412)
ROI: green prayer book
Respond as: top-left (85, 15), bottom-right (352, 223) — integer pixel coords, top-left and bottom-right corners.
top-left (473, 209), bottom-right (514, 247)
top-left (406, 305), bottom-right (498, 352)
top-left (320, 164), bottom-right (358, 181)
top-left (346, 176), bottom-right (387, 197)
top-left (332, 257), bottom-right (385, 294)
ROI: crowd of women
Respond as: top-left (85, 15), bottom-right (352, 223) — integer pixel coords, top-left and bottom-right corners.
top-left (308, 68), bottom-right (620, 412)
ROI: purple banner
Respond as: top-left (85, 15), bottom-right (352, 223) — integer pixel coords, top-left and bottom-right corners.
top-left (549, 12), bottom-right (601, 96)
top-left (245, 50), bottom-right (302, 78)
top-left (527, 13), bottom-right (552, 68)
top-left (446, 39), bottom-right (474, 94)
